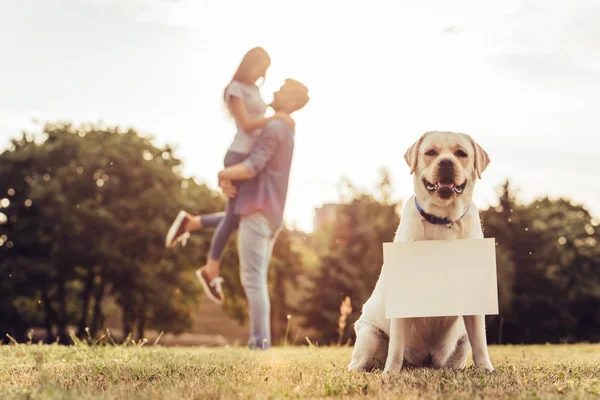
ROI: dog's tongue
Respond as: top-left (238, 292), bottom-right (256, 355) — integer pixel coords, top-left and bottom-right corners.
top-left (438, 182), bottom-right (455, 188)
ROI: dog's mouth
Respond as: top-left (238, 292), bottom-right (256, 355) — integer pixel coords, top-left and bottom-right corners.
top-left (423, 178), bottom-right (467, 196)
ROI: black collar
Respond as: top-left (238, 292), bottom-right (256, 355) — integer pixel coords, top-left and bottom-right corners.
top-left (415, 197), bottom-right (470, 228)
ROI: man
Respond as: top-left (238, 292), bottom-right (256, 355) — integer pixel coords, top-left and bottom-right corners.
top-left (167, 79), bottom-right (309, 349)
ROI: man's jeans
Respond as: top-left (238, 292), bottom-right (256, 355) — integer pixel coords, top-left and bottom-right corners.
top-left (238, 212), bottom-right (279, 350)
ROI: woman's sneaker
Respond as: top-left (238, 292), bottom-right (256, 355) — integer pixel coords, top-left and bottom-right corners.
top-left (165, 211), bottom-right (191, 248)
top-left (196, 268), bottom-right (224, 304)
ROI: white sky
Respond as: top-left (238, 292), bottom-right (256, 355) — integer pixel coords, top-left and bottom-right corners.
top-left (1, 0), bottom-right (599, 231)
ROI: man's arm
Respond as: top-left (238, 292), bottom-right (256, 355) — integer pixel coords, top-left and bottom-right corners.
top-left (217, 122), bottom-right (281, 182)
top-left (217, 163), bottom-right (254, 181)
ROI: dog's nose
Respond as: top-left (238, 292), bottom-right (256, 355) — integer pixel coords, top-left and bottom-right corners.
top-left (438, 159), bottom-right (454, 168)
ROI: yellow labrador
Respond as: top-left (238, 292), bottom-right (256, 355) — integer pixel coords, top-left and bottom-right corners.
top-left (348, 131), bottom-right (494, 373)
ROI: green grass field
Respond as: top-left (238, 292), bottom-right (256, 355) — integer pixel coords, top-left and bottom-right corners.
top-left (1, 343), bottom-right (599, 399)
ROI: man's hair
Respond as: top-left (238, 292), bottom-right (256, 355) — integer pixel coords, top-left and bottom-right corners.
top-left (284, 78), bottom-right (310, 111)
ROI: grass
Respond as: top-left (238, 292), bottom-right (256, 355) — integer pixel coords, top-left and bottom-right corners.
top-left (1, 342), bottom-right (599, 399)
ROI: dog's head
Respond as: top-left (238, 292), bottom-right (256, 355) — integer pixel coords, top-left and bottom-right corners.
top-left (405, 131), bottom-right (489, 208)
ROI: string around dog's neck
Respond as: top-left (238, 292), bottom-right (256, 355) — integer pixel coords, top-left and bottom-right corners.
top-left (414, 197), bottom-right (470, 229)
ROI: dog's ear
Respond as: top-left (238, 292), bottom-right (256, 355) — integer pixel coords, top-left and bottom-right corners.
top-left (404, 135), bottom-right (425, 175)
top-left (467, 135), bottom-right (490, 179)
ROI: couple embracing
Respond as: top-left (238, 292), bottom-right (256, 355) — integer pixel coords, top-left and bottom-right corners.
top-left (165, 47), bottom-right (309, 350)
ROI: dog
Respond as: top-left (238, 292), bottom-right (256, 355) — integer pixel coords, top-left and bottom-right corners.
top-left (348, 131), bottom-right (494, 373)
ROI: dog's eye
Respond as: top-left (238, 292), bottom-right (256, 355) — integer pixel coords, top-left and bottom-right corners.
top-left (455, 150), bottom-right (468, 158)
top-left (424, 149), bottom-right (438, 156)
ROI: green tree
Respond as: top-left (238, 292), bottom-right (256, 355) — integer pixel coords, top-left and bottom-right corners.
top-left (268, 228), bottom-right (304, 343)
top-left (1, 121), bottom-right (308, 344)
top-left (300, 170), bottom-right (400, 344)
top-left (0, 123), bottom-right (224, 342)
top-left (481, 180), bottom-right (600, 343)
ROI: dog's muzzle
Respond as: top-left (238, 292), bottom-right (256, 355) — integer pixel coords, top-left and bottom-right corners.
top-left (423, 178), bottom-right (467, 197)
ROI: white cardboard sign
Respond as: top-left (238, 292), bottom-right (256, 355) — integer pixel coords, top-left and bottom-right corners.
top-left (383, 238), bottom-right (499, 318)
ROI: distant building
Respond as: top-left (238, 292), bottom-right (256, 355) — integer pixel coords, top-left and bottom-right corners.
top-left (313, 203), bottom-right (342, 231)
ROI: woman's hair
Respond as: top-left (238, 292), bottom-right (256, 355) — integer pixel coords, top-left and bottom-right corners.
top-left (223, 47), bottom-right (271, 102)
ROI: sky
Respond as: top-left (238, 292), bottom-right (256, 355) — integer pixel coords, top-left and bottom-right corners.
top-left (1, 0), bottom-right (599, 231)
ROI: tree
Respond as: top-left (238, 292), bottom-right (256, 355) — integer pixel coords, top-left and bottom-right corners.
top-left (481, 180), bottom-right (600, 344)
top-left (301, 176), bottom-right (600, 345)
top-left (0, 123), bottom-right (225, 342)
top-left (1, 122), bottom-right (309, 344)
top-left (300, 170), bottom-right (400, 344)
top-left (268, 228), bottom-right (304, 343)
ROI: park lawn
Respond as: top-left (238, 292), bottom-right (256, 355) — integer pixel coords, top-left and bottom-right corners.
top-left (1, 342), bottom-right (599, 399)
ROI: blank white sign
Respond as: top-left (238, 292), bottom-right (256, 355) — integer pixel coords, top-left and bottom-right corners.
top-left (383, 238), bottom-right (499, 318)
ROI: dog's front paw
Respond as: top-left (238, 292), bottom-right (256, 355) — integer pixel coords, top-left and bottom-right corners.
top-left (383, 365), bottom-right (402, 373)
top-left (474, 361), bottom-right (494, 372)
top-left (472, 350), bottom-right (494, 372)
top-left (348, 358), bottom-right (380, 372)
top-left (383, 358), bottom-right (403, 373)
